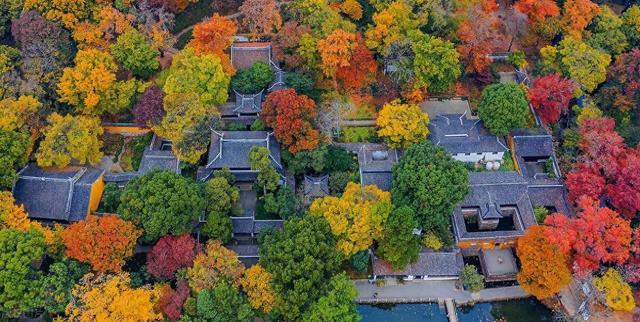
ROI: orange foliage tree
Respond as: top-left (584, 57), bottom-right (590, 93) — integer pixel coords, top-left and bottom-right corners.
top-left (261, 89), bottom-right (320, 153)
top-left (239, 0), bottom-right (282, 38)
top-left (186, 240), bottom-right (245, 293)
top-left (544, 197), bottom-right (632, 277)
top-left (188, 14), bottom-right (237, 75)
top-left (317, 29), bottom-right (357, 78)
top-left (457, 2), bottom-right (506, 74)
top-left (240, 264), bottom-right (276, 314)
top-left (514, 0), bottom-right (560, 23)
top-left (336, 34), bottom-right (377, 94)
top-left (561, 0), bottom-right (600, 40)
top-left (62, 215), bottom-right (142, 273)
top-left (72, 6), bottom-right (135, 50)
top-left (516, 225), bottom-right (572, 299)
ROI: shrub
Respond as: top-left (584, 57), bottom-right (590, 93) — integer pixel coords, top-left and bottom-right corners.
top-left (422, 232), bottom-right (443, 250)
top-left (350, 251), bottom-right (369, 273)
top-left (534, 206), bottom-right (550, 224)
top-left (460, 264), bottom-right (484, 292)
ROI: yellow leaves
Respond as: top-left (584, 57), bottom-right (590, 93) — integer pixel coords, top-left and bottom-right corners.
top-left (240, 264), bottom-right (276, 313)
top-left (317, 29), bottom-right (357, 77)
top-left (0, 95), bottom-right (41, 132)
top-left (341, 0), bottom-right (363, 21)
top-left (593, 268), bottom-right (636, 312)
top-left (186, 240), bottom-right (245, 293)
top-left (72, 6), bottom-right (135, 50)
top-left (376, 99), bottom-right (430, 149)
top-left (364, 1), bottom-right (425, 56)
top-left (310, 182), bottom-right (391, 256)
top-left (66, 273), bottom-right (162, 322)
top-left (35, 113), bottom-right (103, 168)
top-left (57, 49), bottom-right (117, 113)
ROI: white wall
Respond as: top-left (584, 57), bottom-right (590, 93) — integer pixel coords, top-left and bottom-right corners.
top-left (453, 152), bottom-right (504, 163)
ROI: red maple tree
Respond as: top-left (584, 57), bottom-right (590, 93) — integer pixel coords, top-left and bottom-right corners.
top-left (528, 73), bottom-right (574, 124)
top-left (147, 234), bottom-right (197, 279)
top-left (62, 215), bottom-right (141, 273)
top-left (157, 279), bottom-right (190, 321)
top-left (545, 197), bottom-right (632, 277)
top-left (261, 89), bottom-right (320, 153)
top-left (456, 2), bottom-right (506, 74)
top-left (336, 34), bottom-right (377, 95)
top-left (566, 163), bottom-right (606, 202)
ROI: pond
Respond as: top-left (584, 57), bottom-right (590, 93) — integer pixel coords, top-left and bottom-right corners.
top-left (357, 299), bottom-right (554, 322)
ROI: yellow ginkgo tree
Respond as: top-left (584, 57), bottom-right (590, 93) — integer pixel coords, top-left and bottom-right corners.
top-left (310, 182), bottom-right (391, 256)
top-left (376, 99), bottom-right (430, 149)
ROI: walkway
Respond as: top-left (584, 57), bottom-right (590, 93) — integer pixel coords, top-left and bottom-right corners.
top-left (355, 279), bottom-right (529, 305)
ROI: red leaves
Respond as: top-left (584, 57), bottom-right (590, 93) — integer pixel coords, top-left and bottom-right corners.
top-left (567, 117), bottom-right (640, 219)
top-left (456, 2), bottom-right (506, 74)
top-left (528, 73), bottom-right (574, 124)
top-left (261, 89), bottom-right (320, 153)
top-left (62, 215), bottom-right (141, 273)
top-left (544, 197), bottom-right (632, 277)
top-left (147, 234), bottom-right (197, 279)
top-left (157, 280), bottom-right (190, 321)
top-left (336, 35), bottom-right (377, 94)
top-left (605, 48), bottom-right (640, 112)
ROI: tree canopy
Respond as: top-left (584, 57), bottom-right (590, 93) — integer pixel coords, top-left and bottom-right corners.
top-left (376, 99), bottom-right (430, 149)
top-left (35, 113), bottom-right (103, 168)
top-left (392, 141), bottom-right (469, 243)
top-left (478, 83), bottom-right (530, 136)
top-left (118, 170), bottom-right (206, 243)
top-left (259, 216), bottom-right (342, 320)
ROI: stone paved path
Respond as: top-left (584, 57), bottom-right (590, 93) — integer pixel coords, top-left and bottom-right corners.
top-left (355, 279), bottom-right (529, 305)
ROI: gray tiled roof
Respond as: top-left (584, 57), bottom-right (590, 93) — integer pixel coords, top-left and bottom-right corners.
top-left (304, 175), bottom-right (329, 197)
top-left (233, 90), bottom-right (263, 114)
top-left (372, 250), bottom-right (464, 277)
top-left (138, 135), bottom-right (180, 175)
top-left (13, 163), bottom-right (104, 222)
top-left (452, 171), bottom-right (537, 242)
top-left (230, 217), bottom-right (284, 235)
top-left (527, 185), bottom-right (571, 215)
top-left (511, 133), bottom-right (554, 158)
top-left (420, 98), bottom-right (471, 117)
top-left (358, 145), bottom-right (398, 192)
top-left (232, 217), bottom-right (254, 234)
top-left (227, 244), bottom-right (259, 257)
top-left (206, 131), bottom-right (282, 171)
top-left (361, 172), bottom-right (393, 192)
top-left (429, 113), bottom-right (508, 155)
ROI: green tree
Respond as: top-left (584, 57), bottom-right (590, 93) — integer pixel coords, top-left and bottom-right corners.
top-left (377, 206), bottom-right (421, 270)
top-left (0, 228), bottom-right (46, 318)
top-left (110, 30), bottom-right (160, 79)
top-left (0, 0), bottom-right (22, 37)
top-left (192, 282), bottom-right (254, 322)
top-left (392, 141), bottom-right (469, 243)
top-left (100, 183), bottom-right (121, 213)
top-left (249, 146), bottom-right (280, 192)
top-left (622, 5), bottom-right (640, 48)
top-left (231, 61), bottom-right (275, 94)
top-left (541, 37), bottom-right (611, 93)
top-left (163, 47), bottom-right (230, 107)
top-left (587, 6), bottom-right (628, 56)
top-left (0, 130), bottom-right (30, 191)
top-left (350, 250), bottom-right (369, 273)
top-left (477, 83), bottom-right (529, 136)
top-left (303, 273), bottom-right (359, 322)
top-left (202, 177), bottom-right (240, 242)
top-left (35, 113), bottom-right (103, 168)
top-left (39, 259), bottom-right (88, 315)
top-left (154, 92), bottom-right (219, 164)
top-left (259, 216), bottom-right (342, 320)
top-left (281, 145), bottom-right (327, 176)
top-left (118, 170), bottom-right (206, 243)
top-left (460, 264), bottom-right (484, 292)
top-left (412, 35), bottom-right (461, 93)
